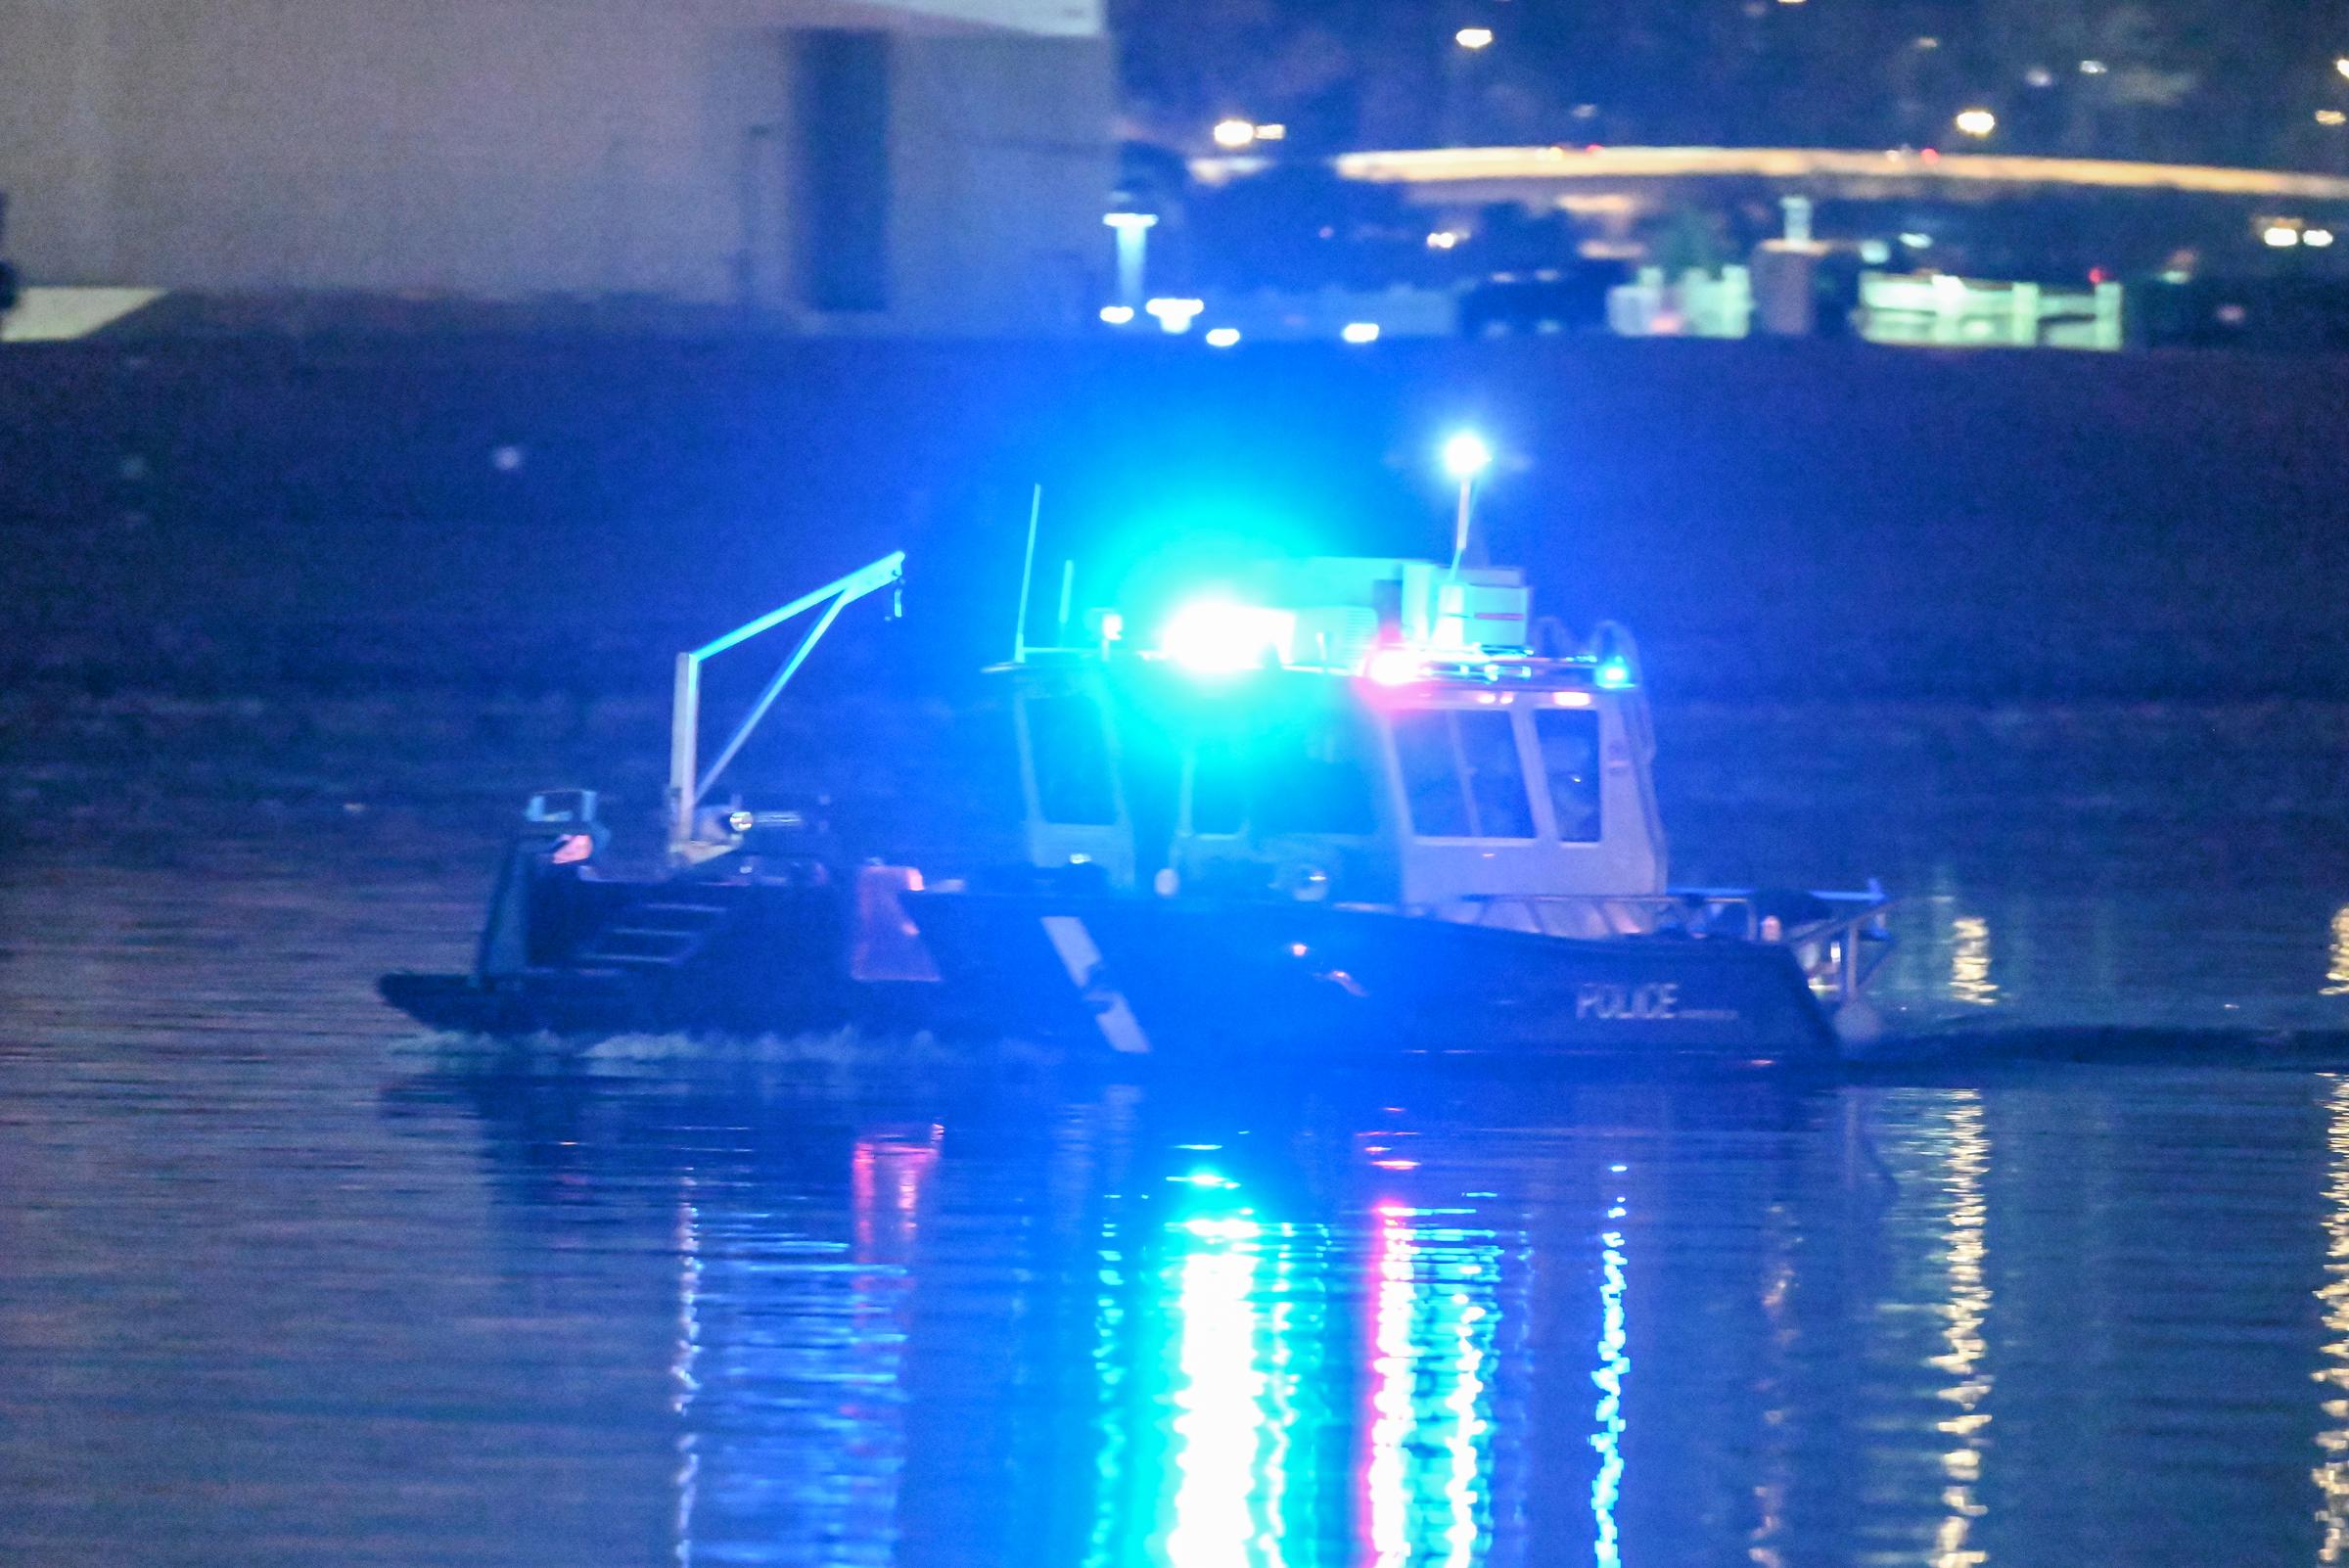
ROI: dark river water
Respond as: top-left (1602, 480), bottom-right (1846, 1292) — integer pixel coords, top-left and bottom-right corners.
top-left (8, 738), bottom-right (2349, 1566)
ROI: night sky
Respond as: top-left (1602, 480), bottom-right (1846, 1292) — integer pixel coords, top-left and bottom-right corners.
top-left (1115, 0), bottom-right (2349, 166)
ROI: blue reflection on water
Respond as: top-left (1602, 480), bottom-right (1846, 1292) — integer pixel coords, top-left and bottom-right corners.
top-left (1166, 1216), bottom-right (1277, 1567)
top-left (1364, 1203), bottom-right (1500, 1568)
top-left (1077, 1176), bottom-right (1505, 1567)
top-left (671, 1130), bottom-right (939, 1568)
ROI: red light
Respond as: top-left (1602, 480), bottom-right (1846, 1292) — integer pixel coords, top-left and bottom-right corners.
top-left (1364, 646), bottom-right (1422, 686)
top-left (1921, 147), bottom-right (1941, 161)
top-left (2089, 266), bottom-right (2107, 284)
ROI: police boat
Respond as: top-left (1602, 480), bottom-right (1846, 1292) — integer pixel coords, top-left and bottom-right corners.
top-left (380, 535), bottom-right (1892, 1063)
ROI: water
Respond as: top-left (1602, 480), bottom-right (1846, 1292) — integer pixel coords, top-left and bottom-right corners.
top-left (8, 782), bottom-right (2349, 1566)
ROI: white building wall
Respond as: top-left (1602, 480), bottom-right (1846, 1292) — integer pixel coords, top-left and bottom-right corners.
top-left (0, 0), bottom-right (1113, 334)
top-left (884, 0), bottom-right (1102, 36)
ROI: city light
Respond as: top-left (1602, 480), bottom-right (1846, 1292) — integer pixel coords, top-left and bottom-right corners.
top-left (2337, 57), bottom-right (2349, 80)
top-left (1454, 27), bottom-right (1494, 50)
top-left (1442, 432), bottom-right (1494, 481)
top-left (2323, 110), bottom-right (2348, 127)
top-left (2079, 59), bottom-right (2108, 74)
top-left (1426, 230), bottom-right (1462, 250)
top-left (1340, 322), bottom-right (1382, 344)
top-left (2311, 229), bottom-right (2338, 248)
top-left (1145, 297), bottom-right (1206, 333)
top-left (2266, 224), bottom-right (2303, 248)
top-left (1212, 117), bottom-right (1259, 150)
top-left (1954, 108), bottom-right (1997, 138)
top-left (1254, 123), bottom-right (1288, 142)
top-left (1102, 210), bottom-right (1159, 232)
top-left (1204, 326), bottom-right (1241, 347)
top-left (1099, 304), bottom-right (1134, 325)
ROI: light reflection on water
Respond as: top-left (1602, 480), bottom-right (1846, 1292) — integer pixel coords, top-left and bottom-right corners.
top-left (2317, 1079), bottom-right (2349, 1561)
top-left (1589, 1191), bottom-right (1628, 1568)
top-left (1165, 1215), bottom-right (1273, 1567)
top-left (1930, 1095), bottom-right (1993, 1568)
top-left (10, 819), bottom-right (2349, 1564)
top-left (1950, 917), bottom-right (2001, 1010)
top-left (2326, 910), bottom-right (2349, 1000)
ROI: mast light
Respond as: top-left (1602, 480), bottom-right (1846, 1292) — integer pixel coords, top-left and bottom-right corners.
top-left (1442, 432), bottom-right (1494, 481)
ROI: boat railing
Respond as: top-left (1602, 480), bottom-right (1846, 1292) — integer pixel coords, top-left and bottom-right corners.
top-left (667, 551), bottom-right (904, 863)
top-left (1465, 887), bottom-right (1890, 1003)
top-left (1466, 892), bottom-right (1757, 940)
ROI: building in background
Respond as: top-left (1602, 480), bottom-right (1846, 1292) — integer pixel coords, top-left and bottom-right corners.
top-left (0, 0), bottom-right (1114, 336)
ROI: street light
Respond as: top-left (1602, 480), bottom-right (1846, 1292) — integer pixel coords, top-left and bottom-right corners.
top-left (1455, 26), bottom-right (1495, 49)
top-left (1954, 108), bottom-right (1997, 138)
top-left (1443, 432), bottom-right (1493, 571)
top-left (1212, 117), bottom-right (1259, 150)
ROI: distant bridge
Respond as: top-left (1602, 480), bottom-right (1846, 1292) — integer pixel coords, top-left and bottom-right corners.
top-left (1196, 145), bottom-right (2349, 210)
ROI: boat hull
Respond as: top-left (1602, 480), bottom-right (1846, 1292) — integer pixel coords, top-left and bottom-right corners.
top-left (378, 872), bottom-right (1844, 1062)
top-left (901, 891), bottom-right (1840, 1063)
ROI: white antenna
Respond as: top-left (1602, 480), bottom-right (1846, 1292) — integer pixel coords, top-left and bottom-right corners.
top-left (1012, 484), bottom-right (1041, 663)
top-left (1055, 558), bottom-right (1077, 647)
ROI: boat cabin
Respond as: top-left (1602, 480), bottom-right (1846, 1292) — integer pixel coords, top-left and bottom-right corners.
top-left (998, 558), bottom-right (1669, 929)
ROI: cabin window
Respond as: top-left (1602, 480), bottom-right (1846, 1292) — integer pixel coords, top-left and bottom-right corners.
top-left (1189, 733), bottom-right (1246, 835)
top-left (1457, 712), bottom-right (1536, 839)
top-left (1025, 691), bottom-right (1118, 825)
top-left (1392, 711), bottom-right (1473, 837)
top-left (1254, 711), bottom-right (1379, 837)
top-left (1392, 710), bottom-right (1537, 839)
top-left (1535, 709), bottom-right (1602, 843)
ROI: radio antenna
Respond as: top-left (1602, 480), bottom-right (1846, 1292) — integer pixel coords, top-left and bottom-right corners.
top-left (1012, 484), bottom-right (1041, 663)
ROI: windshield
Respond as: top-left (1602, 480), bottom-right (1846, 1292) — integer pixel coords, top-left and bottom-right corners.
top-left (1390, 709), bottom-right (1537, 840)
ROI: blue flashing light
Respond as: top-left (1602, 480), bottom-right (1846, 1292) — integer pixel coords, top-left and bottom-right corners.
top-left (1442, 431), bottom-right (1494, 482)
top-left (1594, 657), bottom-right (1635, 690)
top-left (1159, 596), bottom-right (1292, 676)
